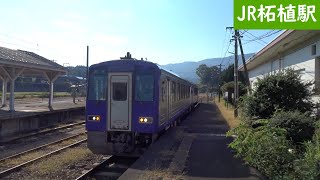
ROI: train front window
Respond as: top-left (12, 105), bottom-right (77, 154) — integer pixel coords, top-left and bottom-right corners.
top-left (112, 82), bottom-right (127, 101)
top-left (135, 74), bottom-right (154, 101)
top-left (88, 70), bottom-right (107, 100)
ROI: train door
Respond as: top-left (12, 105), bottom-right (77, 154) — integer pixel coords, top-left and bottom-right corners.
top-left (107, 73), bottom-right (132, 131)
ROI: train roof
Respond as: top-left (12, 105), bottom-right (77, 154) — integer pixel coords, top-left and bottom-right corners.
top-left (91, 59), bottom-right (197, 87)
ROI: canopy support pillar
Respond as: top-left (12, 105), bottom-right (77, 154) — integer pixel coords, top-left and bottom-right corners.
top-left (0, 76), bottom-right (8, 107)
top-left (43, 71), bottom-right (60, 110)
top-left (0, 66), bottom-right (24, 112)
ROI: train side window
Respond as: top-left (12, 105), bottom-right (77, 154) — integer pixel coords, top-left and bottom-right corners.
top-left (187, 87), bottom-right (189, 98)
top-left (182, 85), bottom-right (184, 99)
top-left (88, 70), bottom-right (107, 101)
top-left (178, 83), bottom-right (181, 100)
top-left (161, 81), bottom-right (165, 102)
top-left (112, 82), bottom-right (127, 101)
top-left (172, 82), bottom-right (176, 102)
top-left (135, 74), bottom-right (154, 101)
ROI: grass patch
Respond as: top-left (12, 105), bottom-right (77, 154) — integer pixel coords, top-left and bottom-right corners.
top-left (1, 151), bottom-right (44, 167)
top-left (140, 163), bottom-right (185, 180)
top-left (27, 147), bottom-right (91, 176)
top-left (0, 92), bottom-right (71, 99)
top-left (214, 99), bottom-right (240, 129)
top-left (2, 135), bottom-right (86, 169)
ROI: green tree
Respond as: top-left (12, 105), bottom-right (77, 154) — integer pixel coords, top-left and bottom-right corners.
top-left (67, 65), bottom-right (87, 78)
top-left (221, 64), bottom-right (246, 84)
top-left (196, 64), bottom-right (219, 93)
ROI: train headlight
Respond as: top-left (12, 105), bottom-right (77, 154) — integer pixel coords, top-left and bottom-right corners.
top-left (139, 117), bottom-right (153, 124)
top-left (88, 115), bottom-right (101, 121)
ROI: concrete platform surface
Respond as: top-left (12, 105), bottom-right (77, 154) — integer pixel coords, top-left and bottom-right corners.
top-left (119, 103), bottom-right (265, 180)
top-left (0, 97), bottom-right (85, 120)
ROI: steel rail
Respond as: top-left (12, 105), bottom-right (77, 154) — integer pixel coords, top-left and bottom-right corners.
top-left (0, 121), bottom-right (85, 144)
top-left (75, 156), bottom-right (113, 180)
top-left (0, 137), bottom-right (87, 178)
top-left (0, 132), bottom-right (86, 162)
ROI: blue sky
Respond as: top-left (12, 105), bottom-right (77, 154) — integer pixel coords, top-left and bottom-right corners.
top-left (0, 0), bottom-right (282, 66)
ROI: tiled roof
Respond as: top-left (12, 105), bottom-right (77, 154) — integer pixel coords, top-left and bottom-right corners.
top-left (0, 46), bottom-right (65, 72)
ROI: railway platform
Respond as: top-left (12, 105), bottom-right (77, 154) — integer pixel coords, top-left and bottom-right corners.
top-left (0, 97), bottom-right (85, 141)
top-left (0, 97), bottom-right (84, 119)
top-left (119, 103), bottom-right (265, 180)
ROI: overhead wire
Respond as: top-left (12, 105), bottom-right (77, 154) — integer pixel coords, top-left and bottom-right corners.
top-left (0, 32), bottom-right (35, 45)
top-left (245, 31), bottom-right (268, 44)
top-left (220, 40), bottom-right (232, 65)
top-left (219, 29), bottom-right (232, 65)
top-left (0, 40), bottom-right (38, 51)
top-left (246, 30), bottom-right (282, 43)
top-left (241, 30), bottom-right (283, 47)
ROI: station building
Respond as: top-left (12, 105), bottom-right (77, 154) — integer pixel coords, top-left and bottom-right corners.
top-left (240, 30), bottom-right (320, 103)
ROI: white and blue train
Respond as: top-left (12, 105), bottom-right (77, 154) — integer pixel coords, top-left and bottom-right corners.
top-left (86, 54), bottom-right (198, 155)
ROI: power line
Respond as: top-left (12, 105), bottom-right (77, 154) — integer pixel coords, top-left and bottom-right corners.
top-left (240, 30), bottom-right (248, 35)
top-left (241, 30), bottom-right (283, 47)
top-left (219, 29), bottom-right (232, 65)
top-left (220, 40), bottom-right (232, 65)
top-left (0, 40), bottom-right (37, 51)
top-left (0, 32), bottom-right (35, 45)
top-left (245, 31), bottom-right (268, 44)
top-left (226, 52), bottom-right (234, 65)
top-left (219, 29), bottom-right (228, 57)
top-left (247, 30), bottom-right (282, 42)
top-left (242, 34), bottom-right (266, 46)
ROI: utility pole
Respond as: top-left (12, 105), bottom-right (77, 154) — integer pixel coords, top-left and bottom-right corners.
top-left (218, 64), bottom-right (222, 102)
top-left (237, 34), bottom-right (251, 94)
top-left (86, 45), bottom-right (89, 100)
top-left (234, 30), bottom-right (239, 118)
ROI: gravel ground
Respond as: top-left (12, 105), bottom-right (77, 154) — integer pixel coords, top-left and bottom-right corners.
top-left (4, 143), bottom-right (106, 180)
top-left (0, 134), bottom-right (87, 172)
top-left (0, 122), bottom-right (85, 159)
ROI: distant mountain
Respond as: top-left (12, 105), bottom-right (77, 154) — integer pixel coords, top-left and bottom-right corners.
top-left (160, 53), bottom-right (254, 84)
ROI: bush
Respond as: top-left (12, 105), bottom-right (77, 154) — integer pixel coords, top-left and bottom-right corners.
top-left (228, 124), bottom-right (295, 179)
top-left (240, 69), bottom-right (313, 119)
top-left (239, 95), bottom-right (260, 121)
top-left (269, 111), bottom-right (315, 145)
top-left (289, 121), bottom-right (320, 179)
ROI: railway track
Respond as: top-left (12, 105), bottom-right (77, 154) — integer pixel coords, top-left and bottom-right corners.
top-left (76, 155), bottom-right (138, 180)
top-left (0, 121), bottom-right (85, 145)
top-left (0, 132), bottom-right (87, 178)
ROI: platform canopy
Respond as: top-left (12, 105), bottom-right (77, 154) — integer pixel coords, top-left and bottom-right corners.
top-left (0, 46), bottom-right (67, 111)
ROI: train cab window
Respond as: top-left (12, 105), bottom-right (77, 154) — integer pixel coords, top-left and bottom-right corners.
top-left (135, 74), bottom-right (154, 101)
top-left (88, 70), bottom-right (107, 100)
top-left (112, 82), bottom-right (127, 101)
